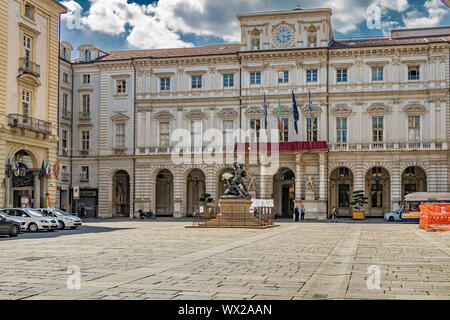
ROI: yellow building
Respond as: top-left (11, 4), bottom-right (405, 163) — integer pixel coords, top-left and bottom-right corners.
top-left (0, 0), bottom-right (66, 208)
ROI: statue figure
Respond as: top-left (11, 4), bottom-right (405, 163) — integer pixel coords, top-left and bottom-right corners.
top-left (222, 162), bottom-right (250, 199)
top-left (247, 170), bottom-right (257, 192)
top-left (306, 175), bottom-right (314, 192)
top-left (116, 181), bottom-right (125, 205)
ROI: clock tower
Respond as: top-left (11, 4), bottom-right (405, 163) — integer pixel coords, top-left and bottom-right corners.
top-left (237, 7), bottom-right (333, 51)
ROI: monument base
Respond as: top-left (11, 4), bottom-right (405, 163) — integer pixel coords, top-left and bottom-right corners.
top-left (190, 198), bottom-right (276, 228)
top-left (295, 200), bottom-right (327, 220)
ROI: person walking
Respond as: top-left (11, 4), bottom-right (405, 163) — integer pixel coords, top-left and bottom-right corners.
top-left (294, 206), bottom-right (299, 222)
top-left (300, 205), bottom-right (305, 220)
top-left (331, 206), bottom-right (338, 223)
top-left (80, 203), bottom-right (86, 219)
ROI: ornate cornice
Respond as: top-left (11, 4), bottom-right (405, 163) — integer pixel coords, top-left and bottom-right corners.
top-left (217, 108), bottom-right (238, 119)
top-left (185, 109), bottom-right (207, 120)
top-left (154, 111), bottom-right (175, 120)
top-left (403, 104), bottom-right (427, 115)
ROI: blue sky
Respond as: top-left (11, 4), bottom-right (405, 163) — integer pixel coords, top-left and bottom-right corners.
top-left (59, 0), bottom-right (450, 58)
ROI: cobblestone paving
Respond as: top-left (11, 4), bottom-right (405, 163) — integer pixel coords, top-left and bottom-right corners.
top-left (0, 219), bottom-right (449, 300)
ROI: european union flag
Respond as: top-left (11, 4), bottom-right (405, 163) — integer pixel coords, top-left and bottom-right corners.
top-left (292, 90), bottom-right (299, 134)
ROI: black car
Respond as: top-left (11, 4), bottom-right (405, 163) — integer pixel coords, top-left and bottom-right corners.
top-left (0, 213), bottom-right (21, 237)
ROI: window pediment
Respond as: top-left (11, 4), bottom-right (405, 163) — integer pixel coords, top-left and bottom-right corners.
top-left (154, 111), bottom-right (174, 121)
top-left (217, 68), bottom-right (239, 74)
top-left (217, 108), bottom-right (238, 119)
top-left (404, 104), bottom-right (426, 115)
top-left (245, 106), bottom-right (264, 117)
top-left (185, 70), bottom-right (207, 76)
top-left (330, 105), bottom-right (352, 115)
top-left (271, 105), bottom-right (291, 116)
top-left (301, 106), bottom-right (322, 115)
top-left (17, 73), bottom-right (41, 87)
top-left (367, 104), bottom-right (391, 114)
top-left (366, 60), bottom-right (390, 67)
top-left (185, 109), bottom-right (207, 120)
top-left (111, 113), bottom-right (129, 123)
top-left (154, 72), bottom-right (174, 78)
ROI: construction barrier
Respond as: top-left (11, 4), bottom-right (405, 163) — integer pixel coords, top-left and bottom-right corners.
top-left (419, 204), bottom-right (450, 231)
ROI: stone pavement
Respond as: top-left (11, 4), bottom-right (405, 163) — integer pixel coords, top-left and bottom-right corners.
top-left (0, 219), bottom-right (449, 300)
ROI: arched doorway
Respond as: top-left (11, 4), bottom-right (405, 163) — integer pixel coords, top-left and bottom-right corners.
top-left (155, 169), bottom-right (173, 216)
top-left (113, 170), bottom-right (130, 217)
top-left (402, 166), bottom-right (427, 199)
top-left (273, 168), bottom-right (295, 217)
top-left (365, 167), bottom-right (390, 216)
top-left (329, 167), bottom-right (354, 216)
top-left (186, 169), bottom-right (206, 216)
top-left (9, 150), bottom-right (37, 208)
top-left (217, 167), bottom-right (234, 199)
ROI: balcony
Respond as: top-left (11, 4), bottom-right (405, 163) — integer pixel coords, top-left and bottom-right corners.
top-left (19, 58), bottom-right (40, 77)
top-left (60, 173), bottom-right (69, 182)
top-left (80, 174), bottom-right (89, 182)
top-left (113, 148), bottom-right (127, 156)
top-left (8, 114), bottom-right (51, 135)
top-left (61, 110), bottom-right (71, 120)
top-left (328, 141), bottom-right (447, 152)
top-left (79, 111), bottom-right (91, 120)
top-left (60, 148), bottom-right (69, 157)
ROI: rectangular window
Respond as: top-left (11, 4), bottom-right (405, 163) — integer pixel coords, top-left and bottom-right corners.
top-left (408, 116), bottom-right (420, 141)
top-left (307, 117), bottom-right (318, 141)
top-left (22, 90), bottom-right (31, 118)
top-left (24, 4), bottom-right (34, 20)
top-left (306, 69), bottom-right (318, 82)
top-left (82, 95), bottom-right (90, 114)
top-left (192, 75), bottom-right (202, 89)
top-left (62, 72), bottom-right (69, 83)
top-left (336, 68), bottom-right (347, 82)
top-left (116, 80), bottom-right (126, 94)
top-left (23, 35), bottom-right (32, 61)
top-left (190, 120), bottom-right (202, 147)
top-left (62, 129), bottom-right (68, 149)
top-left (250, 119), bottom-right (261, 142)
top-left (278, 71), bottom-right (289, 83)
top-left (81, 131), bottom-right (90, 150)
top-left (82, 74), bottom-right (90, 84)
top-left (250, 72), bottom-right (261, 85)
top-left (279, 118), bottom-right (289, 142)
top-left (338, 184), bottom-right (350, 208)
top-left (159, 122), bottom-right (170, 146)
top-left (160, 78), bottom-right (170, 91)
top-left (115, 124), bottom-right (125, 148)
top-left (372, 117), bottom-right (383, 143)
top-left (408, 66), bottom-right (420, 80)
top-left (81, 166), bottom-right (89, 181)
top-left (371, 183), bottom-right (383, 208)
top-left (223, 120), bottom-right (234, 147)
top-left (223, 74), bottom-right (234, 87)
top-left (372, 67), bottom-right (383, 81)
top-left (85, 50), bottom-right (91, 62)
top-left (62, 93), bottom-right (68, 114)
top-left (336, 118), bottom-right (348, 143)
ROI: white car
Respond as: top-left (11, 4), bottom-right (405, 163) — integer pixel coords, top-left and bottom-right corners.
top-left (36, 208), bottom-right (82, 230)
top-left (0, 208), bottom-right (58, 232)
top-left (0, 213), bottom-right (27, 231)
top-left (384, 209), bottom-right (403, 222)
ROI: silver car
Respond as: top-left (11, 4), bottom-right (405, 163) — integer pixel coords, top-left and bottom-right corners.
top-left (0, 208), bottom-right (58, 232)
top-left (36, 208), bottom-right (82, 230)
top-left (384, 208), bottom-right (403, 222)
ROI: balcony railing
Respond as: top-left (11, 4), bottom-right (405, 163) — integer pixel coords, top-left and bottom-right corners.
top-left (113, 148), bottom-right (127, 156)
top-left (329, 141), bottom-right (447, 152)
top-left (61, 110), bottom-right (71, 120)
top-left (79, 111), bottom-right (91, 120)
top-left (8, 114), bottom-right (51, 135)
top-left (60, 173), bottom-right (69, 182)
top-left (19, 58), bottom-right (40, 77)
top-left (80, 174), bottom-right (89, 182)
top-left (60, 148), bottom-right (69, 157)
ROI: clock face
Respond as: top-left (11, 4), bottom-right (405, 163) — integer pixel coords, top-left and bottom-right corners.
top-left (275, 27), bottom-right (293, 45)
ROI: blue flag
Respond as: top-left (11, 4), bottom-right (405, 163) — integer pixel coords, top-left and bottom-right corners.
top-left (39, 160), bottom-right (45, 180)
top-left (292, 90), bottom-right (299, 135)
top-left (6, 158), bottom-right (12, 178)
top-left (308, 89), bottom-right (316, 129)
top-left (264, 92), bottom-right (268, 131)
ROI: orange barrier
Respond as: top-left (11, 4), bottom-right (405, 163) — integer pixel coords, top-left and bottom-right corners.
top-left (419, 204), bottom-right (450, 231)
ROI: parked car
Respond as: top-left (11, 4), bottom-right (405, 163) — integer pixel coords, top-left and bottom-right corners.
top-left (0, 213), bottom-right (27, 231)
top-left (0, 208), bottom-right (58, 232)
top-left (36, 208), bottom-right (82, 230)
top-left (384, 208), bottom-right (403, 222)
top-left (0, 213), bottom-right (22, 237)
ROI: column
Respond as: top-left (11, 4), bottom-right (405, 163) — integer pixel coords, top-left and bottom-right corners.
top-left (319, 152), bottom-right (327, 201)
top-left (4, 177), bottom-right (11, 207)
top-left (33, 171), bottom-right (40, 208)
top-left (137, 111), bottom-right (144, 148)
top-left (390, 168), bottom-right (401, 211)
top-left (429, 98), bottom-right (436, 141)
top-left (294, 153), bottom-right (302, 205)
top-left (145, 109), bottom-right (151, 147)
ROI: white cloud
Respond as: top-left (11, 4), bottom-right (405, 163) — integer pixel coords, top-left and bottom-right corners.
top-left (60, 0), bottom-right (84, 31)
top-left (403, 0), bottom-right (449, 28)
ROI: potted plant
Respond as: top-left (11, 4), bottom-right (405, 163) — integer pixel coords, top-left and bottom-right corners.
top-left (199, 193), bottom-right (214, 219)
top-left (350, 190), bottom-right (368, 220)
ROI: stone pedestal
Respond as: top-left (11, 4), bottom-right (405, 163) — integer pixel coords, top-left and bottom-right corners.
top-left (301, 200), bottom-right (327, 220)
top-left (305, 190), bottom-right (315, 201)
top-left (195, 198), bottom-right (275, 228)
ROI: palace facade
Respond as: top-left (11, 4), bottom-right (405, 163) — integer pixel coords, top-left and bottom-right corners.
top-left (56, 7), bottom-right (450, 218)
top-left (0, 0), bottom-right (66, 209)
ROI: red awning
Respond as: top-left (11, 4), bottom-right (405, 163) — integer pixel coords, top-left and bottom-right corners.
top-left (234, 141), bottom-right (328, 153)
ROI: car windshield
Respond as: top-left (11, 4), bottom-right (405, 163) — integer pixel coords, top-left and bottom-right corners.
top-left (24, 209), bottom-right (45, 217)
top-left (52, 209), bottom-right (71, 216)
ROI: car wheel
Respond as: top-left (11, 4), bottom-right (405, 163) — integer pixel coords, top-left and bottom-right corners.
top-left (9, 225), bottom-right (19, 237)
top-left (28, 223), bottom-right (39, 232)
top-left (58, 221), bottom-right (65, 230)
top-left (389, 216), bottom-right (394, 222)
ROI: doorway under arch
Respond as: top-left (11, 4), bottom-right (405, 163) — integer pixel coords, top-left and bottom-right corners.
top-left (329, 167), bottom-right (354, 216)
top-left (186, 169), bottom-right (206, 216)
top-left (401, 166), bottom-right (427, 199)
top-left (155, 169), bottom-right (174, 216)
top-left (113, 170), bottom-right (130, 217)
top-left (365, 167), bottom-right (390, 216)
top-left (273, 168), bottom-right (295, 217)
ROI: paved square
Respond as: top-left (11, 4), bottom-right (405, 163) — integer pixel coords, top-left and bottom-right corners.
top-left (0, 219), bottom-right (449, 300)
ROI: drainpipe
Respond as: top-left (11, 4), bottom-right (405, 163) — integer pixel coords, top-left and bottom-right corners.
top-left (326, 45), bottom-right (330, 219)
top-left (238, 54), bottom-right (242, 131)
top-left (131, 58), bottom-right (137, 219)
top-left (70, 62), bottom-right (74, 212)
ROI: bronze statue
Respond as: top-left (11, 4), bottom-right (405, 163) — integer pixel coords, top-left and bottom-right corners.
top-left (222, 162), bottom-right (250, 199)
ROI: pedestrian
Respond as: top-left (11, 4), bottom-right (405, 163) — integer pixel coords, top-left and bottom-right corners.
top-left (80, 202), bottom-right (86, 219)
top-left (294, 206), bottom-right (299, 222)
top-left (331, 206), bottom-right (338, 223)
top-left (300, 205), bottom-right (305, 220)
top-left (61, 205), bottom-right (66, 212)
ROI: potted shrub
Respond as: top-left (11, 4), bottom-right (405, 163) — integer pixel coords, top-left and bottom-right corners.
top-left (199, 193), bottom-right (214, 219)
top-left (350, 190), bottom-right (368, 220)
